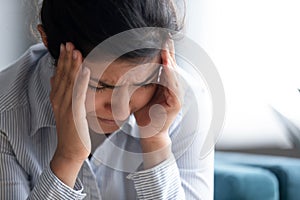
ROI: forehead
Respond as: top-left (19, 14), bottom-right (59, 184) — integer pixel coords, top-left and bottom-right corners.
top-left (85, 57), bottom-right (161, 84)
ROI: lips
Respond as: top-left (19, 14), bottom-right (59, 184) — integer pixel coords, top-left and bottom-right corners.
top-left (96, 116), bottom-right (127, 126)
top-left (96, 117), bottom-right (117, 125)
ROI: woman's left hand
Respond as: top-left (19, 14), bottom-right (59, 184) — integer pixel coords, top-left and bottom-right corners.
top-left (134, 39), bottom-right (182, 157)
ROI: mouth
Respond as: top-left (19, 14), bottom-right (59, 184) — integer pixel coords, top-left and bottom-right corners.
top-left (96, 117), bottom-right (127, 126)
top-left (96, 117), bottom-right (117, 126)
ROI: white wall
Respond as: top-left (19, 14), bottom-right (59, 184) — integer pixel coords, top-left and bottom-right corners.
top-left (0, 0), bottom-right (38, 69)
top-left (194, 0), bottom-right (300, 149)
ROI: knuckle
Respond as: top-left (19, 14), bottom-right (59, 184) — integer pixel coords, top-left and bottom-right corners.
top-left (67, 78), bottom-right (73, 87)
top-left (51, 101), bottom-right (60, 110)
top-left (70, 72), bottom-right (78, 84)
top-left (58, 53), bottom-right (64, 62)
top-left (55, 65), bottom-right (63, 74)
top-left (60, 71), bottom-right (67, 81)
top-left (66, 80), bottom-right (74, 91)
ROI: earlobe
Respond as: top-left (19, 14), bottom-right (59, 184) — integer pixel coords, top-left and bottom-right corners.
top-left (37, 24), bottom-right (48, 48)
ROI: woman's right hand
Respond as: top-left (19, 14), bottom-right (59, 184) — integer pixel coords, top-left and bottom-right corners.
top-left (49, 42), bottom-right (91, 187)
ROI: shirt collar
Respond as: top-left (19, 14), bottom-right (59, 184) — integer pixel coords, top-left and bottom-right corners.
top-left (119, 114), bottom-right (140, 137)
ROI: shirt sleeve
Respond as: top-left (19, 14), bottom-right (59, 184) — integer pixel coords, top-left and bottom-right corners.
top-left (0, 131), bottom-right (86, 200)
top-left (28, 166), bottom-right (86, 200)
top-left (127, 154), bottom-right (186, 200)
top-left (127, 145), bottom-right (214, 200)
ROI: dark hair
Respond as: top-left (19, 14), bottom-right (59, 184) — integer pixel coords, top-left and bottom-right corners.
top-left (40, 0), bottom-right (185, 61)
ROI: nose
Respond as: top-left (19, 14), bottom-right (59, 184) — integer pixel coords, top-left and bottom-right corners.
top-left (110, 86), bottom-right (131, 121)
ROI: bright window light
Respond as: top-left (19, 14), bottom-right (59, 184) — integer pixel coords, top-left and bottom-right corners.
top-left (188, 0), bottom-right (300, 149)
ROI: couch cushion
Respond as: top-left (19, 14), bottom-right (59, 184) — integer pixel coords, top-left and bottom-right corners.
top-left (215, 161), bottom-right (279, 200)
top-left (216, 152), bottom-right (300, 200)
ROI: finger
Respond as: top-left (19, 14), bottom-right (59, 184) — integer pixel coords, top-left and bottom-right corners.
top-left (52, 42), bottom-right (75, 96)
top-left (161, 47), bottom-right (179, 86)
top-left (161, 63), bottom-right (178, 88)
top-left (152, 85), bottom-right (166, 104)
top-left (53, 44), bottom-right (77, 109)
top-left (161, 47), bottom-right (176, 69)
top-left (160, 49), bottom-right (182, 103)
top-left (164, 86), bottom-right (180, 108)
top-left (72, 67), bottom-right (90, 119)
top-left (50, 45), bottom-right (66, 113)
top-left (161, 64), bottom-right (183, 104)
top-left (167, 38), bottom-right (176, 61)
top-left (166, 44), bottom-right (177, 71)
top-left (61, 50), bottom-right (84, 109)
top-left (168, 50), bottom-right (177, 68)
top-left (161, 49), bottom-right (169, 66)
top-left (56, 42), bottom-right (75, 94)
top-left (63, 42), bottom-right (76, 76)
top-left (51, 43), bottom-right (66, 96)
top-left (165, 45), bottom-right (183, 102)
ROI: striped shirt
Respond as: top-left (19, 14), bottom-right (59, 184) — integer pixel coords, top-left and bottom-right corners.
top-left (0, 43), bottom-right (214, 199)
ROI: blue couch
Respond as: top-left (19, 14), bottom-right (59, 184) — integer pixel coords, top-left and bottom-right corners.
top-left (214, 152), bottom-right (300, 200)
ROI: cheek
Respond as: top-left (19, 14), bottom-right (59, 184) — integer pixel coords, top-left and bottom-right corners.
top-left (130, 86), bottom-right (157, 110)
top-left (85, 91), bottom-right (95, 113)
top-left (85, 90), bottom-right (110, 113)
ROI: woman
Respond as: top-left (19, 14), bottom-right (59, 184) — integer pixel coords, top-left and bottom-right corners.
top-left (0, 0), bottom-right (213, 199)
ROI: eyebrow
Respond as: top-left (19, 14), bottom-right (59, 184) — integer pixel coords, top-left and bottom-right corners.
top-left (89, 65), bottom-right (162, 89)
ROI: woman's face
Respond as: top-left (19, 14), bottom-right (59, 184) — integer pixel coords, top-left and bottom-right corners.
top-left (85, 56), bottom-right (161, 134)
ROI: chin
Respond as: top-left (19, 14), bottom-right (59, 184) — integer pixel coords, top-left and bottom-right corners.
top-left (87, 117), bottom-right (121, 134)
top-left (91, 126), bottom-right (119, 134)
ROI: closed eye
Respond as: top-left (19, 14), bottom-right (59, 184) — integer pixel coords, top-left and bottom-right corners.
top-left (141, 83), bottom-right (155, 88)
top-left (88, 84), bottom-right (107, 92)
top-left (88, 66), bottom-right (161, 92)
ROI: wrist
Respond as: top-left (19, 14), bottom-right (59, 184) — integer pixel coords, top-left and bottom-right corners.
top-left (50, 152), bottom-right (85, 188)
top-left (140, 132), bottom-right (172, 169)
top-left (140, 132), bottom-right (171, 153)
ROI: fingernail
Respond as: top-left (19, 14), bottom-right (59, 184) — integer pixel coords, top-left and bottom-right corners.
top-left (60, 43), bottom-right (64, 52)
top-left (66, 42), bottom-right (71, 51)
top-left (83, 67), bottom-right (89, 75)
top-left (73, 51), bottom-right (77, 60)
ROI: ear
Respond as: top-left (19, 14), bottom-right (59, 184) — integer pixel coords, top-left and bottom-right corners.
top-left (37, 24), bottom-right (48, 48)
